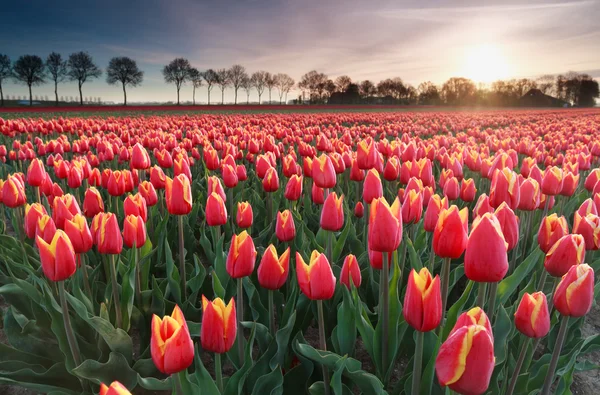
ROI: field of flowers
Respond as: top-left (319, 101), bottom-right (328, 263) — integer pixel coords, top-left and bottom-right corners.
top-left (0, 108), bottom-right (599, 395)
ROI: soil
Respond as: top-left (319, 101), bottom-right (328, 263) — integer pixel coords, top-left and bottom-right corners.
top-left (571, 303), bottom-right (600, 394)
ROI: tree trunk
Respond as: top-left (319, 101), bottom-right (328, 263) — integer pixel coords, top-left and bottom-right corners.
top-left (234, 89), bottom-right (237, 105)
top-left (79, 83), bottom-right (83, 106)
top-left (55, 80), bottom-right (59, 106)
top-left (221, 88), bottom-right (224, 105)
top-left (0, 83), bottom-right (3, 107)
top-left (247, 92), bottom-right (249, 105)
top-left (177, 86), bottom-right (180, 105)
top-left (28, 84), bottom-right (33, 106)
top-left (193, 85), bottom-right (196, 105)
top-left (122, 82), bottom-right (127, 106)
top-left (258, 93), bottom-right (262, 105)
top-left (269, 89), bottom-right (272, 104)
top-left (208, 88), bottom-right (211, 105)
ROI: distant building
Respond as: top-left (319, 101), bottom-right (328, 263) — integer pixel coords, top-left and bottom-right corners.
top-left (519, 89), bottom-right (569, 107)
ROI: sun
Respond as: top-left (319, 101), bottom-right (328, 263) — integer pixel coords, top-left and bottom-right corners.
top-left (463, 44), bottom-right (512, 83)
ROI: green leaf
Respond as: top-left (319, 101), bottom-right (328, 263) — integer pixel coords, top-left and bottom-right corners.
top-left (224, 324), bottom-right (257, 395)
top-left (270, 311), bottom-right (297, 370)
top-left (333, 286), bottom-right (356, 357)
top-left (497, 249), bottom-right (543, 305)
top-left (332, 219), bottom-right (352, 264)
top-left (192, 344), bottom-right (221, 395)
top-left (442, 280), bottom-right (474, 341)
top-left (72, 352), bottom-right (137, 389)
top-left (164, 237), bottom-right (182, 305)
top-left (251, 366), bottom-right (284, 395)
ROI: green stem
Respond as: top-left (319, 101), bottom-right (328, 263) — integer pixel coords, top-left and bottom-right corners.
top-left (542, 196), bottom-right (550, 220)
top-left (438, 257), bottom-right (451, 333)
top-left (178, 215), bottom-right (187, 296)
top-left (268, 289), bottom-right (275, 335)
top-left (487, 282), bottom-right (498, 320)
top-left (428, 240), bottom-right (435, 273)
top-left (134, 246), bottom-right (142, 308)
top-left (109, 254), bottom-right (122, 329)
top-left (477, 282), bottom-right (487, 308)
top-left (79, 254), bottom-right (92, 302)
top-left (398, 232), bottom-right (408, 289)
top-left (215, 353), bottom-right (223, 394)
top-left (237, 277), bottom-right (245, 362)
top-left (541, 315), bottom-right (570, 395)
top-left (326, 230), bottom-right (333, 264)
top-left (506, 337), bottom-right (531, 395)
top-left (382, 251), bottom-right (389, 379)
top-left (537, 270), bottom-right (548, 292)
top-left (58, 281), bottom-right (82, 367)
top-left (412, 330), bottom-right (424, 395)
top-left (173, 370), bottom-right (185, 395)
top-left (317, 300), bottom-right (330, 395)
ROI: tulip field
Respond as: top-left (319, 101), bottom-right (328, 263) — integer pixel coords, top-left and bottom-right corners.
top-left (2, 108), bottom-right (600, 395)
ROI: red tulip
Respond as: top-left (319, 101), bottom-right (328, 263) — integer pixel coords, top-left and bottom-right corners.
top-left (443, 176), bottom-right (460, 200)
top-left (124, 193), bottom-right (148, 222)
top-left (284, 174), bottom-right (303, 201)
top-left (554, 264), bottom-right (594, 317)
top-left (24, 203), bottom-right (47, 239)
top-left (403, 268), bottom-right (442, 332)
top-left (363, 169), bottom-right (383, 204)
top-left (368, 197), bottom-right (402, 253)
top-left (433, 206), bottom-right (468, 259)
top-left (517, 178), bottom-right (540, 211)
top-left (357, 139), bottom-right (377, 170)
top-left (312, 154), bottom-right (336, 189)
top-left (82, 187), bottom-right (104, 218)
top-left (138, 181), bottom-right (158, 207)
top-left (296, 251), bottom-right (336, 300)
top-left (311, 182), bottom-right (325, 205)
top-left (150, 305), bottom-right (194, 374)
top-left (165, 174), bottom-right (192, 215)
top-left (514, 291), bottom-right (550, 338)
top-left (207, 192), bottom-right (228, 226)
top-left (107, 170), bottom-right (126, 197)
top-left (320, 192), bottom-right (344, 231)
top-left (36, 214), bottom-right (57, 244)
top-left (402, 188), bottom-right (423, 224)
top-left (27, 158), bottom-right (46, 187)
top-left (577, 198), bottom-right (598, 218)
top-left (226, 231), bottom-right (257, 278)
top-left (52, 194), bottom-right (81, 230)
top-left (123, 214), bottom-right (147, 248)
top-left (559, 172), bottom-right (579, 197)
top-left (537, 214), bottom-right (568, 253)
top-left (464, 213), bottom-right (508, 282)
top-left (489, 168), bottom-right (520, 210)
top-left (2, 174), bottom-right (26, 208)
top-left (93, 212), bottom-right (123, 254)
top-left (572, 212), bottom-right (600, 251)
top-left (544, 234), bottom-right (585, 277)
top-left (460, 178), bottom-right (477, 202)
top-left (201, 296), bottom-right (236, 353)
top-left (36, 230), bottom-right (77, 282)
top-left (276, 210), bottom-right (296, 242)
top-left (494, 202), bottom-right (519, 251)
top-left (208, 176), bottom-right (226, 202)
top-left (235, 201), bottom-right (253, 228)
top-left (449, 307), bottom-right (492, 338)
top-left (340, 254), bottom-right (361, 289)
top-left (541, 166), bottom-right (563, 196)
top-left (354, 201), bottom-right (364, 218)
top-left (150, 165), bottom-right (167, 190)
top-left (131, 143), bottom-right (150, 170)
top-left (63, 213), bottom-right (93, 254)
top-left (473, 193), bottom-right (494, 218)
top-left (263, 167), bottom-right (280, 192)
top-left (424, 194), bottom-right (448, 233)
top-left (258, 245), bottom-right (290, 290)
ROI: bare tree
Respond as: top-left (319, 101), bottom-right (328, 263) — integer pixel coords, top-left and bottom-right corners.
top-left (216, 68), bottom-right (231, 105)
top-left (0, 54), bottom-right (12, 106)
top-left (275, 73), bottom-right (294, 104)
top-left (417, 81), bottom-right (440, 105)
top-left (251, 71), bottom-right (268, 104)
top-left (536, 74), bottom-right (555, 96)
top-left (335, 75), bottom-right (352, 92)
top-left (241, 75), bottom-right (252, 104)
top-left (265, 72), bottom-right (277, 104)
top-left (45, 52), bottom-right (68, 106)
top-left (13, 55), bottom-right (46, 106)
top-left (202, 69), bottom-right (219, 105)
top-left (67, 52), bottom-right (101, 106)
top-left (298, 70), bottom-right (328, 103)
top-left (106, 57), bottom-right (143, 105)
top-left (229, 64), bottom-right (247, 105)
top-left (162, 58), bottom-right (192, 105)
top-left (359, 80), bottom-right (376, 99)
top-left (189, 68), bottom-right (203, 105)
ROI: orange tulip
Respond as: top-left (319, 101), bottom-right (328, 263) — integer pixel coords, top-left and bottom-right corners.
top-left (368, 197), bottom-right (402, 253)
top-left (554, 264), bottom-right (595, 317)
top-left (296, 251), bottom-right (336, 300)
top-left (433, 206), bottom-right (468, 259)
top-left (465, 213), bottom-right (508, 282)
top-left (403, 268), bottom-right (442, 332)
top-left (150, 305), bottom-right (194, 374)
top-left (36, 230), bottom-right (77, 282)
top-left (257, 245), bottom-right (290, 290)
top-left (514, 291), bottom-right (550, 338)
top-left (165, 174), bottom-right (192, 215)
top-left (340, 254), bottom-right (361, 289)
top-left (226, 231), bottom-right (257, 278)
top-left (201, 296), bottom-right (237, 354)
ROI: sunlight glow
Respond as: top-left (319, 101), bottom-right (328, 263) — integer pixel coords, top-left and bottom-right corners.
top-left (463, 44), bottom-right (512, 83)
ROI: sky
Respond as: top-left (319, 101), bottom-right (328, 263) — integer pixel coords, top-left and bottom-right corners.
top-left (1, 0), bottom-right (599, 104)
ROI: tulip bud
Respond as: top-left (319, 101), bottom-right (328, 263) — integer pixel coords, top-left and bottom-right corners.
top-left (201, 296), bottom-right (237, 353)
top-left (235, 201), bottom-right (253, 229)
top-left (320, 192), bottom-right (344, 231)
top-left (151, 305), bottom-right (194, 374)
top-left (284, 174), bottom-right (303, 201)
top-left (424, 195), bottom-right (448, 233)
top-left (494, 202), bottom-right (519, 251)
top-left (489, 168), bottom-right (520, 210)
top-left (123, 215), bottom-right (147, 249)
top-left (354, 201), bottom-right (364, 218)
top-left (312, 154), bottom-right (336, 189)
top-left (436, 324), bottom-right (494, 395)
top-left (24, 203), bottom-right (47, 239)
top-left (94, 212), bottom-right (123, 254)
top-left (226, 231), bottom-right (257, 278)
top-left (296, 251), bottom-right (336, 300)
top-left (36, 230), bottom-right (77, 282)
top-left (99, 381), bottom-right (132, 395)
top-left (402, 189), bottom-right (423, 224)
top-left (514, 292), bottom-right (550, 338)
top-left (368, 197), bottom-right (402, 252)
top-left (541, 166), bottom-right (563, 196)
top-left (573, 212), bottom-right (600, 251)
top-left (207, 192), bottom-right (228, 227)
top-left (123, 193), bottom-right (148, 222)
top-left (340, 254), bottom-right (361, 289)
top-left (554, 264), bottom-right (594, 317)
top-left (2, 174), bottom-right (26, 208)
top-left (311, 182), bottom-right (325, 205)
top-left (83, 187), bottom-right (104, 218)
top-left (537, 214), bottom-right (568, 253)
top-left (465, 213), bottom-right (508, 282)
top-left (27, 158), bottom-right (46, 187)
top-left (517, 178), bottom-right (541, 211)
top-left (52, 194), bottom-right (81, 230)
top-left (258, 245), bottom-right (290, 290)
top-left (433, 206), bottom-right (468, 259)
top-left (263, 167), bottom-right (280, 192)
top-left (459, 178), bottom-right (477, 202)
top-left (165, 174), bottom-right (192, 215)
top-left (64, 214), bottom-right (93, 254)
top-left (363, 169), bottom-right (383, 204)
top-left (403, 268), bottom-right (442, 332)
top-left (276, 210), bottom-right (296, 242)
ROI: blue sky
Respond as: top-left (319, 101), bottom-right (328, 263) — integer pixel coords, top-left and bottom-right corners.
top-left (1, 0), bottom-right (599, 104)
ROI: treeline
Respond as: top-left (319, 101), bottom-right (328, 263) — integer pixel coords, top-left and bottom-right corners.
top-left (0, 52), bottom-right (598, 107)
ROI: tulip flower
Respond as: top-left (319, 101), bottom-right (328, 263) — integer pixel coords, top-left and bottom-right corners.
top-left (201, 296), bottom-right (237, 353)
top-left (354, 201), bottom-right (364, 218)
top-left (131, 143), bottom-right (151, 169)
top-left (207, 192), bottom-right (228, 227)
top-left (514, 291), bottom-right (550, 338)
top-left (123, 193), bottom-right (148, 222)
top-left (541, 166), bottom-right (564, 196)
top-left (151, 305), bottom-right (194, 374)
top-left (465, 213), bottom-right (509, 283)
top-left (52, 194), bottom-right (81, 230)
top-left (284, 174), bottom-right (303, 201)
top-left (236, 201), bottom-right (253, 229)
top-left (63, 214), bottom-right (93, 254)
top-left (340, 254), bottom-right (361, 289)
top-left (208, 176), bottom-right (226, 202)
top-left (123, 214), bottom-right (147, 249)
top-left (312, 154), bottom-right (336, 189)
top-left (2, 174), bottom-right (26, 208)
top-left (27, 158), bottom-right (46, 188)
top-left (357, 139), bottom-right (377, 170)
top-left (559, 171), bottom-right (579, 197)
top-left (460, 178), bottom-right (477, 202)
top-left (517, 178), bottom-right (541, 211)
top-left (350, 158), bottom-right (365, 182)
top-left (226, 231), bottom-right (257, 279)
top-left (449, 307), bottom-right (493, 338)
top-left (383, 157), bottom-right (400, 181)
top-left (296, 251), bottom-right (336, 300)
top-left (573, 212), bottom-right (600, 251)
top-left (402, 189), bottom-right (423, 224)
top-left (433, 206), bottom-right (468, 259)
top-left (403, 268), bottom-right (442, 332)
top-left (320, 192), bottom-right (344, 231)
top-left (368, 197), bottom-right (402, 253)
top-left (24, 203), bottom-right (47, 239)
top-left (553, 263), bottom-right (594, 317)
top-left (67, 165), bottom-right (83, 189)
top-left (94, 212), bottom-right (123, 255)
top-left (36, 230), bottom-right (77, 282)
top-left (443, 176), bottom-right (459, 200)
top-left (99, 381), bottom-right (132, 395)
top-left (473, 193), bottom-right (494, 218)
top-left (424, 195), bottom-right (448, 233)
top-left (165, 174), bottom-right (192, 216)
top-left (494, 202), bottom-right (519, 251)
top-left (537, 214), bottom-right (568, 253)
top-left (36, 215), bottom-right (57, 244)
top-left (489, 168), bottom-right (520, 210)
top-left (82, 187), bottom-right (104, 218)
top-left (262, 167), bottom-right (279, 192)
top-left (150, 165), bottom-right (167, 189)
top-left (576, 198), bottom-right (598, 218)
top-left (258, 245), bottom-right (290, 290)
top-left (276, 210), bottom-right (296, 242)
top-left (174, 156), bottom-right (192, 180)
top-left (311, 182), bottom-right (325, 205)
top-left (138, 180), bottom-right (158, 207)
top-left (544, 234), bottom-right (585, 277)
top-left (107, 170), bottom-right (126, 197)
top-left (436, 324), bottom-right (494, 395)
top-left (363, 169), bottom-right (383, 204)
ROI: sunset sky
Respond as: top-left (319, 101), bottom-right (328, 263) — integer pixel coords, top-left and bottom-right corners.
top-left (2, 0), bottom-right (599, 104)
